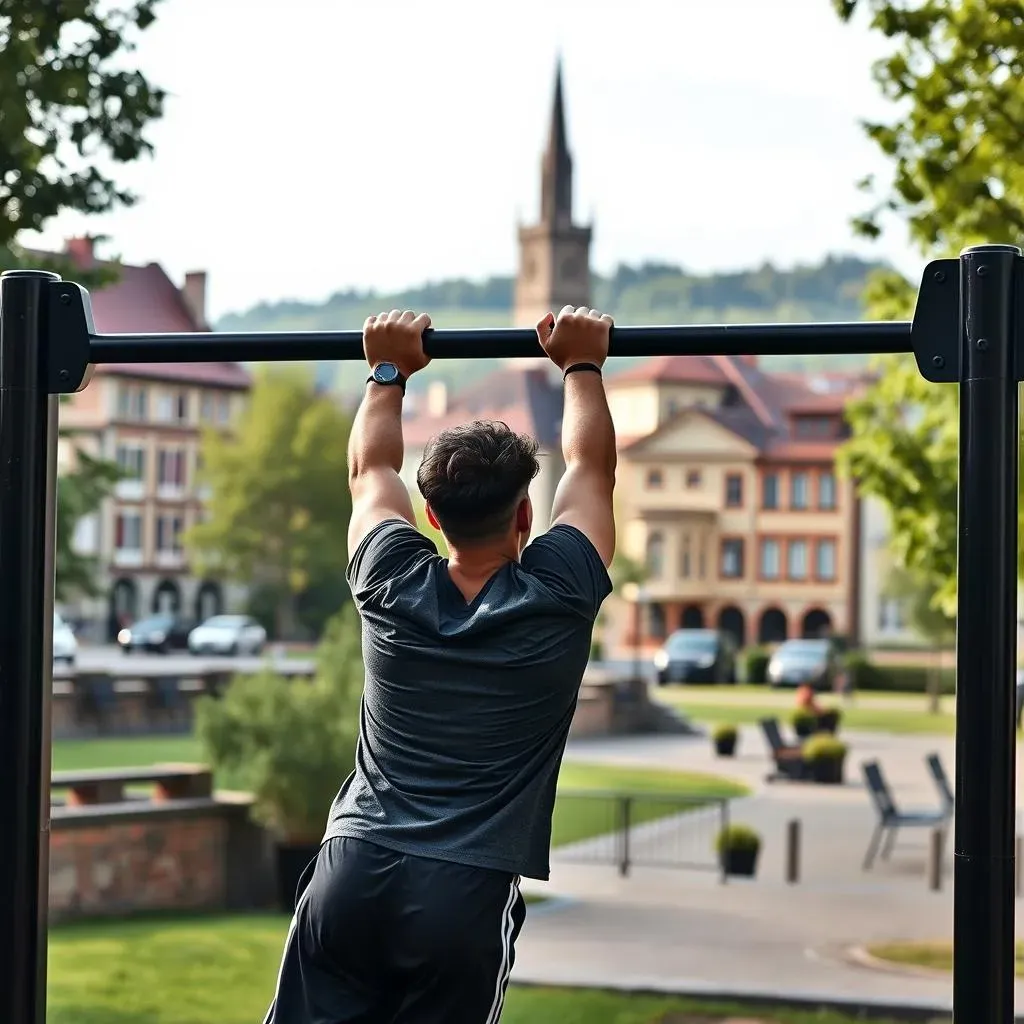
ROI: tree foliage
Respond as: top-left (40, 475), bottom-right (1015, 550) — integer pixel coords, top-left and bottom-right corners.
top-left (834, 0), bottom-right (1024, 251)
top-left (0, 1), bottom-right (165, 272)
top-left (835, 0), bottom-right (1024, 615)
top-left (185, 367), bottom-right (353, 639)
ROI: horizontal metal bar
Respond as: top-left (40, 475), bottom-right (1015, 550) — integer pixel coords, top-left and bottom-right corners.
top-left (87, 320), bottom-right (913, 364)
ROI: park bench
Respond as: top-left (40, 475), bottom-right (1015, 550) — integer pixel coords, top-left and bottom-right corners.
top-left (758, 717), bottom-right (808, 781)
top-left (51, 764), bottom-right (213, 807)
top-left (861, 759), bottom-right (950, 870)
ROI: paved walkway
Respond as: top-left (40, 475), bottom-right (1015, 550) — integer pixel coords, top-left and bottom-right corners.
top-left (509, 724), bottom-right (1024, 1012)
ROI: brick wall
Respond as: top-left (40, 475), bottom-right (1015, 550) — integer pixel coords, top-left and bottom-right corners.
top-left (50, 797), bottom-right (274, 922)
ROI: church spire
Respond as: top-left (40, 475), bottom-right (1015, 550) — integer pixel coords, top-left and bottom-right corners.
top-left (540, 57), bottom-right (573, 226)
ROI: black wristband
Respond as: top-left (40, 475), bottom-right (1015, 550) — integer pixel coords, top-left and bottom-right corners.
top-left (563, 362), bottom-right (603, 380)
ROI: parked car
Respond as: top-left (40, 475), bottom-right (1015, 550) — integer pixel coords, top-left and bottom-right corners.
top-left (188, 615), bottom-right (267, 657)
top-left (767, 638), bottom-right (838, 690)
top-left (653, 629), bottom-right (738, 685)
top-left (52, 612), bottom-right (77, 666)
top-left (117, 615), bottom-right (194, 654)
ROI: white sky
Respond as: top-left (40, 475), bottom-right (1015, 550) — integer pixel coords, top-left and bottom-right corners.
top-left (30, 0), bottom-right (919, 320)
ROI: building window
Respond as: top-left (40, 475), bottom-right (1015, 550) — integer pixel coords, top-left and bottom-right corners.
top-left (819, 471), bottom-right (837, 510)
top-left (787, 539), bottom-right (808, 580)
top-left (645, 468), bottom-right (663, 489)
top-left (646, 532), bottom-right (665, 579)
top-left (157, 449), bottom-right (187, 488)
top-left (114, 512), bottom-right (143, 553)
top-left (156, 515), bottom-right (184, 553)
top-left (725, 473), bottom-right (743, 508)
top-left (762, 473), bottom-right (779, 510)
top-left (794, 415), bottom-right (835, 439)
top-left (759, 539), bottom-right (780, 580)
top-left (201, 392), bottom-right (215, 422)
top-left (116, 384), bottom-right (148, 421)
top-left (815, 539), bottom-right (837, 581)
top-left (791, 472), bottom-right (809, 510)
top-left (175, 391), bottom-right (189, 422)
top-left (680, 534), bottom-right (691, 578)
top-left (720, 538), bottom-right (744, 579)
top-left (878, 597), bottom-right (905, 632)
top-left (685, 469), bottom-right (702, 489)
top-left (698, 535), bottom-right (707, 579)
top-left (115, 445), bottom-right (146, 481)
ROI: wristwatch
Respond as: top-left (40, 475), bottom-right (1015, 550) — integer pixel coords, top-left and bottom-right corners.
top-left (367, 362), bottom-right (407, 395)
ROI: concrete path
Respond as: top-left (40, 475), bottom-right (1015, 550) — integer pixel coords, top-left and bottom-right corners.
top-left (509, 724), bottom-right (1024, 1012)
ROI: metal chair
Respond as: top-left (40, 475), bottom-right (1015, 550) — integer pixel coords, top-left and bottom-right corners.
top-left (861, 759), bottom-right (948, 870)
top-left (925, 752), bottom-right (955, 817)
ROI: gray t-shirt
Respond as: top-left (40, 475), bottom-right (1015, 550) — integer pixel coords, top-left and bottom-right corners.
top-left (324, 518), bottom-right (612, 880)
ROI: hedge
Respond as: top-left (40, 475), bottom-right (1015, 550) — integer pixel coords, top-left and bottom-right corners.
top-left (739, 646), bottom-right (771, 684)
top-left (842, 652), bottom-right (956, 694)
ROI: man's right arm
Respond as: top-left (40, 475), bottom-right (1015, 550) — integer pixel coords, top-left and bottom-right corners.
top-left (539, 306), bottom-right (617, 568)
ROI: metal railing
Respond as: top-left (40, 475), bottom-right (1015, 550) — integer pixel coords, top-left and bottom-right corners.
top-left (552, 789), bottom-right (730, 881)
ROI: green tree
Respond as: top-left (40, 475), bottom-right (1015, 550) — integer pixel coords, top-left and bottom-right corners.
top-left (835, 0), bottom-right (1024, 615)
top-left (185, 367), bottom-right (353, 640)
top-left (0, 1), bottom-right (165, 274)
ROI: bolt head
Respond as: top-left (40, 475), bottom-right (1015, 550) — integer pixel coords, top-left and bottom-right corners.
top-left (978, 265), bottom-right (990, 276)
top-left (932, 355), bottom-right (946, 369)
top-left (977, 337), bottom-right (990, 351)
top-left (933, 270), bottom-right (946, 283)
top-left (58, 369), bottom-right (70, 380)
top-left (59, 292), bottom-right (71, 305)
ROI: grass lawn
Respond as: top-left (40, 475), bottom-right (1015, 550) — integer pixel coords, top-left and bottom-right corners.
top-left (867, 939), bottom-right (1024, 977)
top-left (46, 913), bottom-right (913, 1024)
top-left (654, 689), bottom-right (955, 736)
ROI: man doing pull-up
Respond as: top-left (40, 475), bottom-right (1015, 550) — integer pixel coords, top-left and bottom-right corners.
top-left (264, 305), bottom-right (617, 1024)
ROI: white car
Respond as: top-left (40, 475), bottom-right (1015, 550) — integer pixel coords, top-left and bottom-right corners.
top-left (53, 612), bottom-right (78, 666)
top-left (188, 615), bottom-right (267, 657)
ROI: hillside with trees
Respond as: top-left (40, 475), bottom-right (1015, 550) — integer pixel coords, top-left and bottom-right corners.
top-left (217, 254), bottom-right (890, 395)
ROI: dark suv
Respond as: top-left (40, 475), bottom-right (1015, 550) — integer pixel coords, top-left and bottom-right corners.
top-left (653, 629), bottom-right (738, 685)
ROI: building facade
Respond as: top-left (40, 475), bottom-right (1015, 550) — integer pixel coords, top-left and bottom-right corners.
top-left (57, 239), bottom-right (251, 641)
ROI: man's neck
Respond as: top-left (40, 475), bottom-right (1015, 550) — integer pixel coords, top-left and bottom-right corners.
top-left (446, 540), bottom-right (522, 601)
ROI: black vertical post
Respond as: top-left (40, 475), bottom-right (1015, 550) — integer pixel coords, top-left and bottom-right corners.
top-left (0, 269), bottom-right (60, 1024)
top-left (953, 244), bottom-right (1021, 1024)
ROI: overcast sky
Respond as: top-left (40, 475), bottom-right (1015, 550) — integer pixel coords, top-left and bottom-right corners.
top-left (30, 0), bottom-right (917, 319)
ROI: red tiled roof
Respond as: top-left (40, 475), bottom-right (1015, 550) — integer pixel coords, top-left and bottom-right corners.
top-left (99, 362), bottom-right (251, 390)
top-left (608, 355), bottom-right (728, 386)
top-left (784, 392), bottom-right (858, 414)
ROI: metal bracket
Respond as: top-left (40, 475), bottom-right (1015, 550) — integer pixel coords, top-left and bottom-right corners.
top-left (911, 259), bottom-right (959, 383)
top-left (46, 280), bottom-right (95, 395)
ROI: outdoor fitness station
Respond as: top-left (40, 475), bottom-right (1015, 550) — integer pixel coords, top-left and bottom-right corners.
top-left (0, 246), bottom-right (1020, 1023)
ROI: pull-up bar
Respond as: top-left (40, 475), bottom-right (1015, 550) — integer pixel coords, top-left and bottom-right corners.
top-left (0, 247), bottom-right (1018, 1024)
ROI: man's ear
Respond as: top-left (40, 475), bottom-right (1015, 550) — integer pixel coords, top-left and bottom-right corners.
top-left (515, 496), bottom-right (532, 534)
top-left (425, 503), bottom-right (441, 530)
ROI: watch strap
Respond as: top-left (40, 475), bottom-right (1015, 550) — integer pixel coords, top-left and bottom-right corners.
top-left (563, 362), bottom-right (603, 380)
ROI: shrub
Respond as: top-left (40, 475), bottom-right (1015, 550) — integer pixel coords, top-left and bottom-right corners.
top-left (715, 823), bottom-right (761, 854)
top-left (196, 606), bottom-right (363, 843)
top-left (802, 735), bottom-right (848, 762)
top-left (842, 651), bottom-right (955, 694)
top-left (792, 709), bottom-right (818, 732)
top-left (740, 646), bottom-right (771, 684)
top-left (712, 723), bottom-right (738, 743)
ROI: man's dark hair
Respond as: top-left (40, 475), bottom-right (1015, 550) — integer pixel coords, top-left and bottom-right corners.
top-left (417, 420), bottom-right (540, 544)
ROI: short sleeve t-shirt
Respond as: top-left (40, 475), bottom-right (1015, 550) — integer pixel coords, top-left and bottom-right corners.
top-left (323, 519), bottom-right (613, 880)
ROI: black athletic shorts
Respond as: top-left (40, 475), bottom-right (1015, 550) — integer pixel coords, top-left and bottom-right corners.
top-left (263, 836), bottom-right (527, 1024)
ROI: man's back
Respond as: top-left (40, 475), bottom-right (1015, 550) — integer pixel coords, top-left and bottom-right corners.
top-left (325, 518), bottom-right (612, 880)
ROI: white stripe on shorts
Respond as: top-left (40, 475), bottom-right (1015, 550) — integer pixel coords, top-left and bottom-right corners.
top-left (483, 875), bottom-right (520, 1024)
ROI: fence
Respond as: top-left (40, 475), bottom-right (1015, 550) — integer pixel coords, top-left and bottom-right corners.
top-left (552, 790), bottom-right (729, 881)
top-left (1, 247), bottom-right (1022, 1023)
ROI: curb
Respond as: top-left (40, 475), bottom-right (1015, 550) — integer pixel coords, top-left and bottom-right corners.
top-left (845, 943), bottom-right (954, 981)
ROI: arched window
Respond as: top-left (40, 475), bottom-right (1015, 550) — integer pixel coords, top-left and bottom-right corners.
top-left (646, 532), bottom-right (665, 578)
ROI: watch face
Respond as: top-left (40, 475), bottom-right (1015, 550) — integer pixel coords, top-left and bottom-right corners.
top-left (373, 363), bottom-right (400, 384)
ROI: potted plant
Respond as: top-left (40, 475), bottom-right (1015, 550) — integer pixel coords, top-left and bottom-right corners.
top-left (817, 707), bottom-right (842, 734)
top-left (712, 723), bottom-right (738, 757)
top-left (802, 734), bottom-right (848, 784)
top-left (792, 709), bottom-right (818, 738)
top-left (715, 823), bottom-right (761, 877)
top-left (196, 610), bottom-right (363, 910)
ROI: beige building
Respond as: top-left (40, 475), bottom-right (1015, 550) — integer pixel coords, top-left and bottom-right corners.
top-left (57, 239), bottom-right (251, 641)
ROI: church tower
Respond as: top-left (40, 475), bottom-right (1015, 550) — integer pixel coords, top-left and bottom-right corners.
top-left (513, 60), bottom-right (593, 327)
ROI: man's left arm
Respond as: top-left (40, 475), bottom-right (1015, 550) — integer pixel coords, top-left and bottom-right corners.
top-left (347, 309), bottom-right (432, 560)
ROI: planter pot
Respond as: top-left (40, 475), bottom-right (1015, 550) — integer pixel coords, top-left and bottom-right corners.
top-left (793, 719), bottom-right (816, 738)
top-left (809, 755), bottom-right (846, 785)
top-left (817, 712), bottom-right (841, 734)
top-left (720, 847), bottom-right (759, 877)
top-left (275, 841), bottom-right (321, 912)
top-left (713, 735), bottom-right (737, 757)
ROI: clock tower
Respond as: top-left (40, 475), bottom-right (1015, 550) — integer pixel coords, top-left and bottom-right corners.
top-left (514, 60), bottom-right (593, 328)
